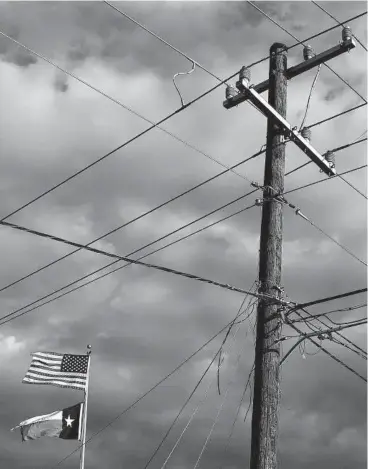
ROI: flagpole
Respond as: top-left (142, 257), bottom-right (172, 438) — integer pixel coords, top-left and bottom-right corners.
top-left (80, 345), bottom-right (91, 469)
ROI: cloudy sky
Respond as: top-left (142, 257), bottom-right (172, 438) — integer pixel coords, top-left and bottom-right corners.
top-left (0, 1), bottom-right (367, 468)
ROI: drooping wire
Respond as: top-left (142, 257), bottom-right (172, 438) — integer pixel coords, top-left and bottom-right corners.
top-left (299, 65), bottom-right (321, 131)
top-left (49, 310), bottom-right (254, 469)
top-left (173, 61), bottom-right (196, 107)
top-left (140, 307), bottom-right (248, 469)
top-left (160, 293), bottom-right (255, 469)
top-left (283, 322), bottom-right (367, 382)
top-left (312, 1), bottom-right (368, 52)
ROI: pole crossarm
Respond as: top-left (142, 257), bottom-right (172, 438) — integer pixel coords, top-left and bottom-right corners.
top-left (223, 38), bottom-right (356, 110)
top-left (234, 81), bottom-right (336, 176)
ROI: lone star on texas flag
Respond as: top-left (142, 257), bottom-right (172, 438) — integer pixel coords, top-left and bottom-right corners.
top-left (64, 415), bottom-right (75, 427)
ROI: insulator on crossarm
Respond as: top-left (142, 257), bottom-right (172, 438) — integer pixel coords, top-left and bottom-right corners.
top-left (342, 26), bottom-right (352, 43)
top-left (301, 127), bottom-right (312, 143)
top-left (303, 45), bottom-right (314, 61)
top-left (236, 66), bottom-right (251, 92)
top-left (325, 150), bottom-right (336, 169)
top-left (226, 85), bottom-right (238, 100)
top-left (239, 66), bottom-right (251, 85)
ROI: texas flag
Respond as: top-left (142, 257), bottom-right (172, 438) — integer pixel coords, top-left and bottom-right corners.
top-left (11, 403), bottom-right (84, 442)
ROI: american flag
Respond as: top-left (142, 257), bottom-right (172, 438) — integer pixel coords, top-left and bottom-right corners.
top-left (22, 352), bottom-right (89, 391)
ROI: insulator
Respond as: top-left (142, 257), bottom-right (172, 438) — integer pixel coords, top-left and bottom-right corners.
top-left (239, 66), bottom-right (251, 85)
top-left (301, 127), bottom-right (311, 142)
top-left (255, 198), bottom-right (263, 206)
top-left (225, 85), bottom-right (238, 100)
top-left (325, 150), bottom-right (336, 169)
top-left (342, 26), bottom-right (352, 43)
top-left (303, 45), bottom-right (314, 61)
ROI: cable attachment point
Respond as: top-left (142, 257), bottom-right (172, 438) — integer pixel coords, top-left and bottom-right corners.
top-left (303, 44), bottom-right (314, 61)
top-left (255, 198), bottom-right (263, 206)
top-left (301, 127), bottom-right (312, 143)
top-left (236, 66), bottom-right (251, 93)
top-left (225, 85), bottom-right (238, 100)
top-left (173, 61), bottom-right (196, 107)
top-left (342, 25), bottom-right (353, 44)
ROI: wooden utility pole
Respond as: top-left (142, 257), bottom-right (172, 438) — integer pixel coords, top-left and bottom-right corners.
top-left (250, 42), bottom-right (287, 469)
top-left (222, 28), bottom-right (356, 469)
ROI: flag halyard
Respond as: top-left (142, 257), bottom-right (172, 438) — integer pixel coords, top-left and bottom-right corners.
top-left (22, 352), bottom-right (89, 391)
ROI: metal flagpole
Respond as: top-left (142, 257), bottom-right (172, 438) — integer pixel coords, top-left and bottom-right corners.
top-left (80, 345), bottom-right (91, 469)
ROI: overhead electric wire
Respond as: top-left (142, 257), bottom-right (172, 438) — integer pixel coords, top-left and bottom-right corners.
top-left (140, 308), bottom-right (248, 469)
top-left (312, 1), bottom-right (368, 52)
top-left (219, 363), bottom-right (255, 467)
top-left (1, 161), bottom-right (364, 328)
top-left (290, 303), bottom-right (367, 324)
top-left (50, 308), bottom-right (252, 468)
top-left (287, 288), bottom-right (367, 314)
top-left (4, 120), bottom-right (362, 296)
top-left (0, 149), bottom-right (264, 295)
top-left (284, 135), bottom-right (367, 177)
top-left (103, 1), bottom-right (224, 84)
top-left (281, 319), bottom-right (367, 364)
top-left (0, 130), bottom-right (360, 298)
top-left (160, 291), bottom-right (256, 469)
top-left (308, 103), bottom-right (366, 129)
top-left (290, 309), bottom-right (367, 361)
top-left (294, 307), bottom-right (367, 359)
top-left (285, 322), bottom-right (367, 382)
top-left (0, 218), bottom-right (287, 305)
top-left (0, 11), bottom-right (366, 224)
top-left (283, 163), bottom-right (367, 195)
top-left (247, 1), bottom-right (367, 104)
top-left (294, 209), bottom-right (367, 267)
top-left (0, 203), bottom-right (260, 328)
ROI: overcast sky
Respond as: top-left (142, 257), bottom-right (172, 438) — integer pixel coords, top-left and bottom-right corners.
top-left (0, 1), bottom-right (367, 469)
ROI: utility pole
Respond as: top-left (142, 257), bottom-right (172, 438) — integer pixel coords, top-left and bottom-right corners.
top-left (250, 42), bottom-right (287, 469)
top-left (222, 26), bottom-right (356, 469)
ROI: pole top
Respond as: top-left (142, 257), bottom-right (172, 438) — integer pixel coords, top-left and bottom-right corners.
top-left (270, 42), bottom-right (287, 54)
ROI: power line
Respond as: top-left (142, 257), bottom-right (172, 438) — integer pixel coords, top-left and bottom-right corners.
top-left (0, 218), bottom-right (287, 304)
top-left (4, 118), bottom-right (361, 296)
top-left (285, 288), bottom-right (367, 321)
top-left (160, 292), bottom-right (256, 469)
top-left (283, 163), bottom-right (367, 195)
top-left (247, 1), bottom-right (367, 104)
top-left (312, 1), bottom-right (368, 52)
top-left (285, 322), bottom-right (367, 382)
top-left (1, 131), bottom-right (360, 298)
top-left (284, 137), bottom-right (367, 177)
top-left (50, 309), bottom-right (251, 468)
top-left (0, 150), bottom-right (264, 295)
top-left (103, 1), bottom-right (224, 84)
top-left (308, 103), bottom-right (366, 129)
top-left (294, 209), bottom-right (367, 267)
top-left (289, 309), bottom-right (367, 361)
top-left (1, 11), bottom-right (366, 226)
top-left (290, 303), bottom-right (367, 324)
top-left (1, 161), bottom-right (364, 328)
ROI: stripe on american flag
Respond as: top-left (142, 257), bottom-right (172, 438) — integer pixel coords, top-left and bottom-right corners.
top-left (22, 351), bottom-right (89, 391)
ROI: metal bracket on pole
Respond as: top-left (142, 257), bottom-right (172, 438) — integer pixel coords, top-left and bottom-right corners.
top-left (223, 38), bottom-right (356, 110)
top-left (238, 82), bottom-right (336, 176)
